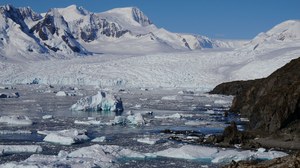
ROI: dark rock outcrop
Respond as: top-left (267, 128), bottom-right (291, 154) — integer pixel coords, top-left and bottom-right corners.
top-left (209, 80), bottom-right (259, 96)
top-left (224, 152), bottom-right (300, 168)
top-left (210, 57), bottom-right (300, 134)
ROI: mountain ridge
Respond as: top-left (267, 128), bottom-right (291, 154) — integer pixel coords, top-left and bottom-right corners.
top-left (0, 4), bottom-right (236, 60)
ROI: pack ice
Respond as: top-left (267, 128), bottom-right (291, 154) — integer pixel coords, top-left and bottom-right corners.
top-left (154, 145), bottom-right (288, 163)
top-left (70, 91), bottom-right (123, 112)
top-left (1, 144), bottom-right (147, 167)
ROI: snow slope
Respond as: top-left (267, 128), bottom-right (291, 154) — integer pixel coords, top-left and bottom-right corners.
top-left (0, 41), bottom-right (299, 89)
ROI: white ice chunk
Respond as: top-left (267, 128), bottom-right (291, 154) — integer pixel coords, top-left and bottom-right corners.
top-left (74, 119), bottom-right (102, 125)
top-left (39, 129), bottom-right (89, 145)
top-left (178, 90), bottom-right (194, 94)
top-left (70, 91), bottom-right (123, 112)
top-left (0, 115), bottom-right (33, 126)
top-left (0, 130), bottom-right (31, 134)
top-left (56, 91), bottom-right (67, 96)
top-left (111, 116), bottom-right (127, 125)
top-left (155, 145), bottom-right (218, 160)
top-left (214, 99), bottom-right (232, 107)
top-left (137, 137), bottom-right (160, 145)
top-left (161, 95), bottom-right (177, 100)
top-left (68, 144), bottom-right (147, 161)
top-left (154, 113), bottom-right (182, 119)
top-left (240, 118), bottom-right (250, 122)
top-left (155, 145), bottom-right (288, 164)
top-left (91, 136), bottom-right (106, 142)
top-left (42, 115), bottom-right (53, 119)
top-left (0, 145), bottom-right (42, 156)
top-left (257, 148), bottom-right (266, 153)
top-left (127, 113), bottom-right (145, 125)
top-left (204, 110), bottom-right (215, 114)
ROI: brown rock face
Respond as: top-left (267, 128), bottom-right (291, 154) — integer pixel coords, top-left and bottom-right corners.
top-left (210, 57), bottom-right (300, 133)
top-left (224, 152), bottom-right (300, 168)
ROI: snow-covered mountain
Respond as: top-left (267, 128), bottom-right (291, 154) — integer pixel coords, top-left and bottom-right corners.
top-left (30, 8), bottom-right (89, 55)
top-left (0, 5), bottom-right (48, 60)
top-left (0, 4), bottom-right (228, 60)
top-left (246, 20), bottom-right (300, 50)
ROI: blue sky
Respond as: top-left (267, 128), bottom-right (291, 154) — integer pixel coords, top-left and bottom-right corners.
top-left (1, 0), bottom-right (299, 39)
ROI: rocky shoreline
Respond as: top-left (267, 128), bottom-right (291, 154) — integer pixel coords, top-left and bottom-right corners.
top-left (210, 57), bottom-right (300, 167)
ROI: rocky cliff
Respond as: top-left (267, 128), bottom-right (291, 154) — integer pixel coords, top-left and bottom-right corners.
top-left (210, 57), bottom-right (300, 134)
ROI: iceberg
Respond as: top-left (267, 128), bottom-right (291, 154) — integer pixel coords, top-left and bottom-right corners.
top-left (70, 91), bottom-right (123, 112)
top-left (38, 129), bottom-right (89, 145)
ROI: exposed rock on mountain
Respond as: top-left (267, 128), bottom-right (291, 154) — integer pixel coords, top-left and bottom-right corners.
top-left (0, 5), bottom-right (47, 58)
top-left (30, 9), bottom-right (88, 54)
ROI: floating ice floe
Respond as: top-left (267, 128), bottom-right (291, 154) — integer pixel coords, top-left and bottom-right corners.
top-left (154, 145), bottom-right (288, 164)
top-left (38, 129), bottom-right (89, 145)
top-left (161, 95), bottom-right (177, 100)
top-left (0, 145), bottom-right (42, 156)
top-left (137, 137), bottom-right (161, 145)
top-left (42, 115), bottom-right (53, 119)
top-left (70, 91), bottom-right (123, 112)
top-left (214, 99), bottom-right (232, 107)
top-left (0, 115), bottom-right (33, 126)
top-left (74, 119), bottom-right (102, 125)
top-left (110, 113), bottom-right (145, 126)
top-left (240, 118), bottom-right (250, 122)
top-left (92, 136), bottom-right (106, 142)
top-left (111, 116), bottom-right (127, 125)
top-left (154, 113), bottom-right (182, 119)
top-left (127, 113), bottom-right (145, 125)
top-left (134, 104), bottom-right (142, 109)
top-left (0, 144), bottom-right (148, 167)
top-left (56, 91), bottom-right (67, 96)
top-left (0, 130), bottom-right (32, 134)
top-left (178, 90), bottom-right (194, 95)
top-left (0, 144), bottom-right (288, 166)
top-left (204, 110), bottom-right (216, 114)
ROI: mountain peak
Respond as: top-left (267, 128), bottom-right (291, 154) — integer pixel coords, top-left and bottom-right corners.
top-left (105, 7), bottom-right (152, 26)
top-left (265, 20), bottom-right (300, 40)
top-left (56, 4), bottom-right (89, 22)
